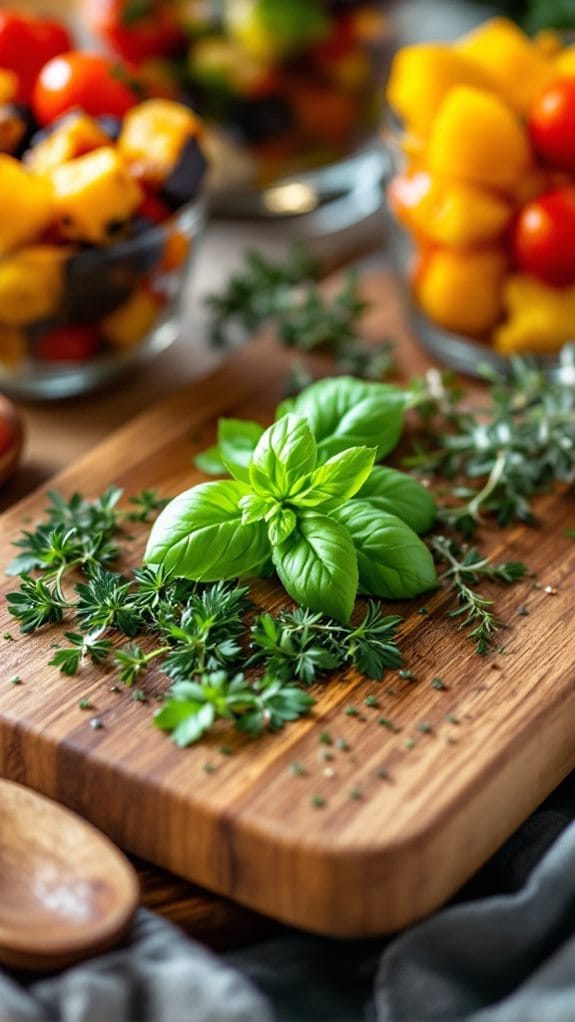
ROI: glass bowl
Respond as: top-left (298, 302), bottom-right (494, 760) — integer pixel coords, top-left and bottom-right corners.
top-left (0, 198), bottom-right (204, 400)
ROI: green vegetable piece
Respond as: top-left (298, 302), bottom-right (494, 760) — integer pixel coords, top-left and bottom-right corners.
top-left (250, 414), bottom-right (316, 499)
top-left (331, 502), bottom-right (437, 600)
top-left (294, 446), bottom-right (376, 509)
top-left (356, 466), bottom-right (437, 534)
top-left (282, 377), bottom-right (406, 463)
top-left (272, 512), bottom-right (358, 623)
top-left (145, 480), bottom-right (270, 582)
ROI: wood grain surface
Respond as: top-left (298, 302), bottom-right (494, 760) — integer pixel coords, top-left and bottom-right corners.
top-left (0, 272), bottom-right (574, 938)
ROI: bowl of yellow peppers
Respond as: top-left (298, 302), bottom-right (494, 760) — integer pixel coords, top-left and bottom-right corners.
top-left (385, 17), bottom-right (575, 373)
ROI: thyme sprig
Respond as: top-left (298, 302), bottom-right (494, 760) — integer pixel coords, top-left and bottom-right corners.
top-left (432, 536), bottom-right (527, 655)
top-left (408, 348), bottom-right (575, 536)
top-left (206, 247), bottom-right (395, 384)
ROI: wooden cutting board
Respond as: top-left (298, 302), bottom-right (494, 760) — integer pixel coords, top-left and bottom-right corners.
top-left (1, 272), bottom-right (574, 939)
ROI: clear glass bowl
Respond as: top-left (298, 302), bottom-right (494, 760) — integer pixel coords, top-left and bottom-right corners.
top-left (0, 199), bottom-right (204, 400)
top-left (383, 128), bottom-right (562, 378)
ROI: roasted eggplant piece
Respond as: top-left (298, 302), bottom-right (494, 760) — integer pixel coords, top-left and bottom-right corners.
top-left (161, 135), bottom-right (207, 208)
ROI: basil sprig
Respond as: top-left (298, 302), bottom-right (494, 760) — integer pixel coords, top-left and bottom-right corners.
top-left (146, 377), bottom-right (437, 622)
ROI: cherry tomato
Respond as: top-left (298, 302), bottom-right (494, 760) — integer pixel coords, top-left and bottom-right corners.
top-left (136, 189), bottom-right (171, 225)
top-left (33, 52), bottom-right (140, 126)
top-left (514, 187), bottom-right (575, 286)
top-left (84, 0), bottom-right (185, 65)
top-left (0, 11), bottom-right (72, 103)
top-left (0, 394), bottom-right (23, 485)
top-left (529, 79), bottom-right (575, 175)
top-left (35, 325), bottom-right (101, 362)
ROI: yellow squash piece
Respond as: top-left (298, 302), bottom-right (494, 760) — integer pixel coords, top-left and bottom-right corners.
top-left (101, 287), bottom-right (161, 348)
top-left (428, 86), bottom-right (530, 194)
top-left (415, 248), bottom-right (507, 336)
top-left (0, 156), bottom-right (53, 256)
top-left (457, 18), bottom-right (554, 114)
top-left (386, 43), bottom-right (496, 136)
top-left (0, 326), bottom-right (26, 368)
top-left (119, 99), bottom-right (202, 187)
top-left (26, 113), bottom-right (111, 176)
top-left (389, 171), bottom-right (512, 247)
top-left (0, 247), bottom-right (65, 327)
top-left (494, 275), bottom-right (575, 355)
top-left (50, 147), bottom-right (142, 245)
top-left (554, 45), bottom-right (575, 77)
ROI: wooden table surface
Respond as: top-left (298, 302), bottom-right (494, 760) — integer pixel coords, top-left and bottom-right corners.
top-left (0, 211), bottom-right (388, 949)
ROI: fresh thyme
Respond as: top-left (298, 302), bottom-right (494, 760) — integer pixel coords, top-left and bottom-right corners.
top-left (408, 347), bottom-right (575, 535)
top-left (432, 536), bottom-right (527, 655)
top-left (206, 247), bottom-right (395, 384)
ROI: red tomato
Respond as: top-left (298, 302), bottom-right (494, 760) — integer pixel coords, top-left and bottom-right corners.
top-left (137, 189), bottom-right (171, 224)
top-left (0, 11), bottom-right (72, 103)
top-left (529, 79), bottom-right (575, 175)
top-left (514, 187), bottom-right (575, 286)
top-left (36, 325), bottom-right (101, 362)
top-left (84, 0), bottom-right (185, 65)
top-left (33, 52), bottom-right (140, 126)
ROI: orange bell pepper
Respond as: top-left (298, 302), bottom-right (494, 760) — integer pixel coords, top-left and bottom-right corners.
top-left (388, 171), bottom-right (512, 247)
top-left (415, 247), bottom-right (507, 336)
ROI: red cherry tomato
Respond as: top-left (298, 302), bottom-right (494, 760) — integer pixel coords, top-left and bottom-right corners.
top-left (33, 52), bottom-right (140, 126)
top-left (514, 187), bottom-right (575, 286)
top-left (36, 325), bottom-right (101, 362)
top-left (0, 11), bottom-right (72, 103)
top-left (84, 0), bottom-right (185, 65)
top-left (137, 189), bottom-right (171, 224)
top-left (529, 79), bottom-right (575, 175)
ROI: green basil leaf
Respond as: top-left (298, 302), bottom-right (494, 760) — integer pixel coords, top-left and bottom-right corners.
top-left (250, 414), bottom-right (317, 499)
top-left (240, 494), bottom-right (274, 525)
top-left (273, 512), bottom-right (358, 622)
top-left (331, 501), bottom-right (437, 599)
top-left (267, 507), bottom-right (297, 546)
top-left (145, 480), bottom-right (270, 582)
top-left (194, 446), bottom-right (226, 476)
top-left (219, 419), bottom-right (264, 483)
top-left (282, 376), bottom-right (406, 462)
top-left (356, 467), bottom-right (437, 534)
top-left (294, 446), bottom-right (376, 508)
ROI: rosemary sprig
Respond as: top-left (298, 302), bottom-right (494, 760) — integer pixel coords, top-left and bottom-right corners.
top-left (432, 536), bottom-right (527, 654)
top-left (206, 247), bottom-right (395, 384)
top-left (408, 347), bottom-right (575, 535)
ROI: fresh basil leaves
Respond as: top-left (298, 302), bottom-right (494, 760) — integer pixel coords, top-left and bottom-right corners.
top-left (148, 376), bottom-right (437, 621)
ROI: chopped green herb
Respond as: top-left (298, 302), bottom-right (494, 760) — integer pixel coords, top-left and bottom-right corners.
top-left (219, 745), bottom-right (233, 757)
top-left (517, 605), bottom-right (529, 617)
top-left (418, 606), bottom-right (429, 616)
top-left (132, 689), bottom-right (148, 703)
top-left (78, 699), bottom-right (94, 711)
top-left (432, 677), bottom-right (447, 690)
top-left (399, 669), bottom-right (416, 681)
top-left (345, 706), bottom-right (360, 717)
top-left (319, 731), bottom-right (333, 745)
top-left (364, 695), bottom-right (379, 708)
top-left (417, 721), bottom-right (433, 734)
top-left (311, 794), bottom-right (326, 809)
top-left (349, 787), bottom-right (362, 800)
top-left (446, 713), bottom-right (460, 725)
top-left (203, 761), bottom-right (217, 774)
top-left (290, 761), bottom-right (306, 776)
top-left (3, 632), bottom-right (13, 641)
top-left (378, 717), bottom-right (400, 732)
top-left (376, 767), bottom-right (390, 780)
top-left (404, 737), bottom-right (416, 750)
top-left (335, 738), bottom-right (350, 751)
top-left (9, 674), bottom-right (22, 686)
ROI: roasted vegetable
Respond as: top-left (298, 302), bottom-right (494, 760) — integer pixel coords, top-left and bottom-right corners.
top-left (0, 103), bottom-right (37, 156)
top-left (35, 323), bottom-right (101, 362)
top-left (50, 146), bottom-right (142, 244)
top-left (0, 326), bottom-right (26, 368)
top-left (0, 155), bottom-right (53, 255)
top-left (101, 286), bottom-right (162, 347)
top-left (64, 225), bottom-right (164, 320)
top-left (118, 99), bottom-right (202, 188)
top-left (25, 111), bottom-right (111, 174)
top-left (415, 248), bottom-right (507, 336)
top-left (0, 246), bottom-right (65, 326)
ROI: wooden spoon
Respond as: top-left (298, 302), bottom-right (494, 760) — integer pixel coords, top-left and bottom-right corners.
top-left (0, 780), bottom-right (139, 971)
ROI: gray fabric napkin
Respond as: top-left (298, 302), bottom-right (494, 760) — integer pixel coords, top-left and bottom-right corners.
top-left (0, 910), bottom-right (272, 1022)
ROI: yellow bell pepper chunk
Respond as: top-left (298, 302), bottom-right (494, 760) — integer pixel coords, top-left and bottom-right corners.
top-left (26, 113), bottom-right (111, 176)
top-left (494, 275), bottom-right (575, 355)
top-left (50, 147), bottom-right (142, 246)
top-left (386, 43), bottom-right (496, 137)
top-left (0, 70), bottom-right (18, 104)
top-left (119, 99), bottom-right (202, 187)
top-left (554, 45), bottom-right (575, 77)
top-left (0, 156), bottom-right (53, 256)
top-left (0, 326), bottom-right (26, 368)
top-left (457, 18), bottom-right (554, 114)
top-left (0, 247), bottom-right (65, 327)
top-left (415, 248), bottom-right (507, 336)
top-left (389, 171), bottom-right (512, 247)
top-left (428, 86), bottom-right (530, 194)
top-left (101, 287), bottom-right (161, 348)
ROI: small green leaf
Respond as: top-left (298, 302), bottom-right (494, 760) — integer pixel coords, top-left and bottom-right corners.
top-left (273, 513), bottom-right (358, 622)
top-left (145, 480), bottom-right (270, 582)
top-left (331, 502), bottom-right (437, 599)
top-left (267, 507), bottom-right (297, 546)
top-left (219, 419), bottom-right (264, 483)
top-left (195, 446), bottom-right (227, 475)
top-left (293, 446), bottom-right (376, 508)
top-left (250, 414), bottom-right (317, 499)
top-left (356, 466), bottom-right (437, 534)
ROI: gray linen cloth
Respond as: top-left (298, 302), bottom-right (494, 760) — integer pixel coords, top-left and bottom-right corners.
top-left (3, 774), bottom-right (575, 1022)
